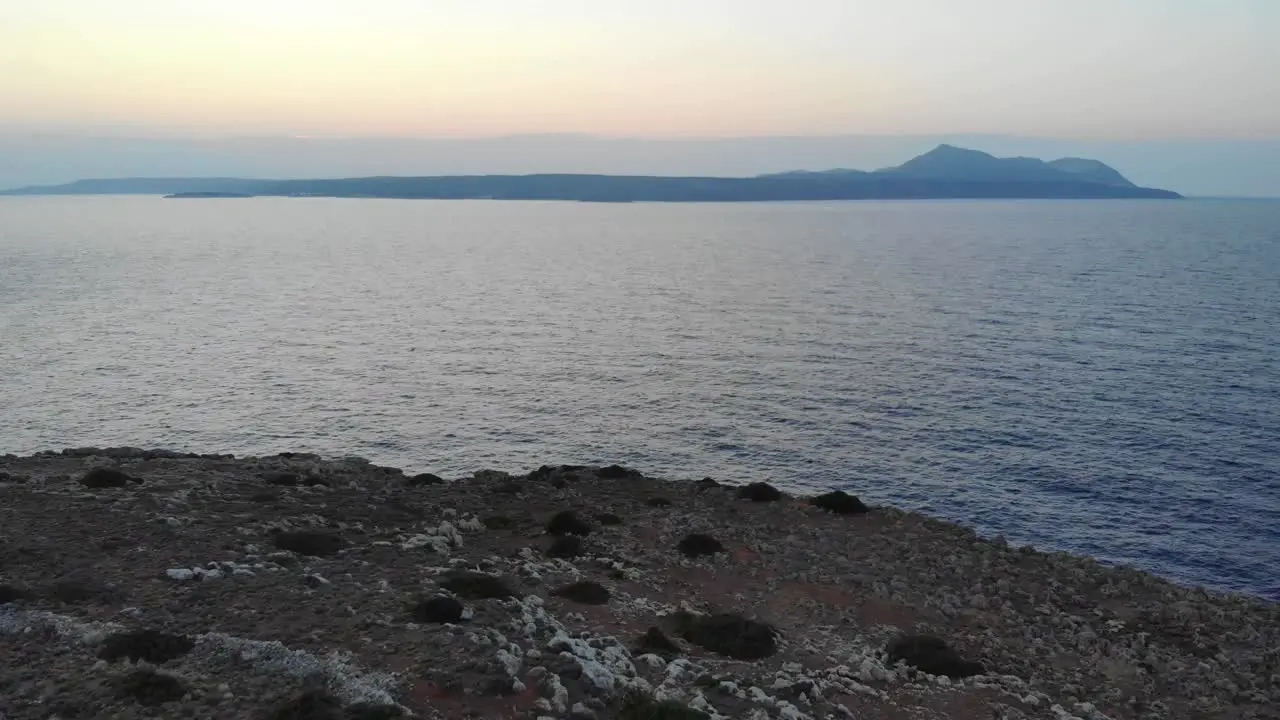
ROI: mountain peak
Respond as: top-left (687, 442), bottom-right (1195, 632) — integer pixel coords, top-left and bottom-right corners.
top-left (878, 145), bottom-right (1138, 187)
top-left (926, 143), bottom-right (993, 157)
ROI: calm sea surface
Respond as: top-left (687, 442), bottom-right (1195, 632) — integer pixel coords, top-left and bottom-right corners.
top-left (1, 196), bottom-right (1277, 598)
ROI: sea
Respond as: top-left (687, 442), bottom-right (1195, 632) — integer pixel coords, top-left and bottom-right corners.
top-left (1, 196), bottom-right (1277, 599)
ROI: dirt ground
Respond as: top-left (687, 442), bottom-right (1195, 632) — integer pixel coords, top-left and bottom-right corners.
top-left (1, 449), bottom-right (1276, 719)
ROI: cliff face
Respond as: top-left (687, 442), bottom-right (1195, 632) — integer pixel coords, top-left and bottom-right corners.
top-left (0, 448), bottom-right (1273, 719)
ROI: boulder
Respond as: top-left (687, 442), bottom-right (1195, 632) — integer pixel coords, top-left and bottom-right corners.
top-left (481, 515), bottom-right (517, 530)
top-left (117, 668), bottom-right (187, 706)
top-left (47, 578), bottom-right (119, 605)
top-left (411, 596), bottom-right (464, 624)
top-left (737, 482), bottom-right (782, 502)
top-left (265, 689), bottom-right (344, 720)
top-left (677, 533), bottom-right (725, 558)
top-left (262, 472), bottom-right (300, 486)
top-left (552, 580), bottom-right (611, 605)
top-left (529, 464), bottom-right (584, 481)
top-left (546, 510), bottom-right (593, 536)
top-left (80, 467), bottom-right (140, 489)
top-left (273, 531), bottom-right (344, 557)
top-left (634, 626), bottom-right (681, 658)
top-left (439, 571), bottom-right (515, 600)
top-left (618, 697), bottom-right (709, 720)
top-left (98, 630), bottom-right (195, 663)
top-left (547, 535), bottom-right (584, 559)
top-left (0, 584), bottom-right (31, 603)
top-left (810, 490), bottom-right (869, 515)
top-left (676, 612), bottom-right (777, 660)
top-left (347, 703), bottom-right (405, 720)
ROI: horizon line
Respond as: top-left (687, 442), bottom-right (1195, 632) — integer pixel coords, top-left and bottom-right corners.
top-left (3, 130), bottom-right (1280, 144)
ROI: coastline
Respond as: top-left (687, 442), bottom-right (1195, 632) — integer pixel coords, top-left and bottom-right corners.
top-left (1, 449), bottom-right (1275, 719)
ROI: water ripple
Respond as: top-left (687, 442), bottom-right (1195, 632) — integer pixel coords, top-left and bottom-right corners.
top-left (1, 196), bottom-right (1278, 598)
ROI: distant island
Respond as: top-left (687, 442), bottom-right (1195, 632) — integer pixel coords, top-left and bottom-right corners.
top-left (164, 191), bottom-right (254, 199)
top-left (0, 145), bottom-right (1181, 201)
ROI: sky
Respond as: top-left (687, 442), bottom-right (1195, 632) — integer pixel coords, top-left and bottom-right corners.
top-left (1, 0), bottom-right (1277, 138)
top-left (0, 1), bottom-right (1278, 194)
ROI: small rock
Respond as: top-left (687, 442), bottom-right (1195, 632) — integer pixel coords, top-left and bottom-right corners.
top-left (407, 472), bottom-right (445, 486)
top-left (165, 568), bottom-right (196, 581)
top-left (810, 490), bottom-right (869, 515)
top-left (552, 581), bottom-right (611, 605)
top-left (647, 497), bottom-right (673, 507)
top-left (696, 477), bottom-right (721, 490)
top-left (597, 465), bottom-right (638, 479)
top-left (547, 511), bottom-right (593, 536)
top-left (595, 513), bottom-right (623, 526)
top-left (737, 482), bottom-right (783, 502)
top-left (304, 574), bottom-right (331, 588)
top-left (677, 534), bottom-right (725, 558)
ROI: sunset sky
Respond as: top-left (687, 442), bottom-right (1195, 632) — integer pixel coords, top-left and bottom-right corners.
top-left (1, 0), bottom-right (1276, 139)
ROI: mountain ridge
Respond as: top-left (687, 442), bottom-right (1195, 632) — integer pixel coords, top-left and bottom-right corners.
top-left (768, 144), bottom-right (1141, 188)
top-left (0, 145), bottom-right (1179, 200)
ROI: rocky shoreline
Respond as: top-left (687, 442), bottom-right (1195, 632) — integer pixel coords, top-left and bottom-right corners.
top-left (1, 448), bottom-right (1276, 719)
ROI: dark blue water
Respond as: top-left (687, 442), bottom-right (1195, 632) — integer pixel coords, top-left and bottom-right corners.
top-left (1, 196), bottom-right (1277, 598)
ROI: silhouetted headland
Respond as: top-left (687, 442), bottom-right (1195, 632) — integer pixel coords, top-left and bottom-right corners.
top-left (0, 145), bottom-right (1181, 201)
